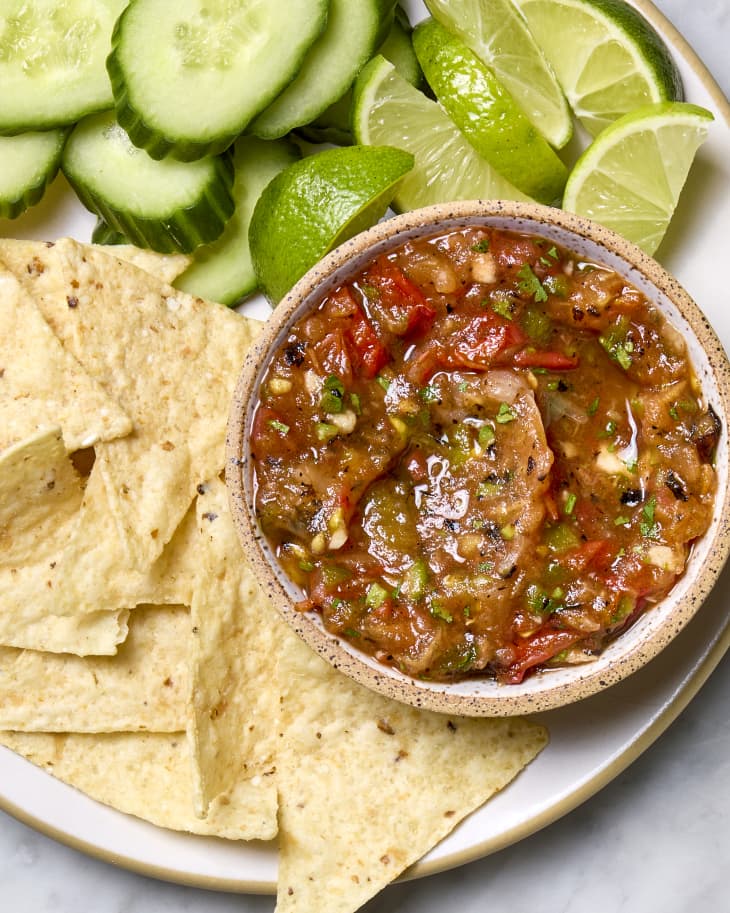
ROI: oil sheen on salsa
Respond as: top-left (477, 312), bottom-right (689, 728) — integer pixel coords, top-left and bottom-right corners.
top-left (251, 228), bottom-right (719, 683)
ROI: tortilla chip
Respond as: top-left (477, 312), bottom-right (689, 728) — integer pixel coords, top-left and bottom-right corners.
top-left (0, 427), bottom-right (82, 567)
top-left (0, 238), bottom-right (261, 568)
top-left (187, 478), bottom-right (280, 817)
top-left (0, 268), bottom-right (132, 451)
top-left (0, 606), bottom-right (189, 732)
top-left (2, 609), bottom-right (130, 655)
top-left (97, 245), bottom-right (192, 285)
top-left (0, 460), bottom-right (195, 652)
top-left (275, 631), bottom-right (547, 912)
top-left (0, 731), bottom-right (278, 840)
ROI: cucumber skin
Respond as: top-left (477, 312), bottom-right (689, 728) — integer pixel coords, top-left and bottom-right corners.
top-left (91, 219), bottom-right (128, 245)
top-left (250, 0), bottom-right (398, 141)
top-left (174, 136), bottom-right (301, 306)
top-left (0, 130), bottom-right (68, 220)
top-left (65, 149), bottom-right (235, 254)
top-left (295, 5), bottom-right (423, 147)
top-left (107, 1), bottom-right (329, 162)
top-left (106, 12), bottom-right (231, 164)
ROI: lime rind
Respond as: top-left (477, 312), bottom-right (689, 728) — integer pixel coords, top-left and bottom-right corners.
top-left (412, 18), bottom-right (567, 204)
top-left (249, 143), bottom-right (414, 303)
top-left (514, 0), bottom-right (683, 136)
top-left (562, 102), bottom-right (713, 255)
top-left (424, 0), bottom-right (572, 149)
top-left (174, 136), bottom-right (301, 305)
top-left (352, 55), bottom-right (533, 213)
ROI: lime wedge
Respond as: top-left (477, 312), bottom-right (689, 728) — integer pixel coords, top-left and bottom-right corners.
top-left (412, 18), bottom-right (567, 204)
top-left (249, 144), bottom-right (413, 303)
top-left (514, 0), bottom-right (683, 136)
top-left (562, 102), bottom-right (713, 255)
top-left (352, 55), bottom-right (532, 212)
top-left (424, 0), bottom-right (572, 149)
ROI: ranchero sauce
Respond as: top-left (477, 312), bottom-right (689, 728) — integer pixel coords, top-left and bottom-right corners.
top-left (250, 228), bottom-right (719, 683)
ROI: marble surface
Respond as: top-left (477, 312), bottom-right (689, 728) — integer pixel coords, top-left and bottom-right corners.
top-left (2, 2), bottom-right (729, 911)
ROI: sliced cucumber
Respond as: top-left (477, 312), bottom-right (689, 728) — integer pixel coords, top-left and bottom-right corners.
top-left (0, 0), bottom-right (127, 134)
top-left (380, 4), bottom-right (425, 91)
top-left (0, 129), bottom-right (67, 219)
top-left (174, 136), bottom-right (300, 306)
top-left (62, 111), bottom-right (234, 254)
top-left (91, 218), bottom-right (127, 245)
top-left (296, 5), bottom-right (423, 146)
top-left (107, 0), bottom-right (329, 161)
top-left (250, 0), bottom-right (397, 140)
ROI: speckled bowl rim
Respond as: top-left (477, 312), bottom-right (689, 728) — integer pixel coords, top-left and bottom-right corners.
top-left (226, 199), bottom-right (730, 717)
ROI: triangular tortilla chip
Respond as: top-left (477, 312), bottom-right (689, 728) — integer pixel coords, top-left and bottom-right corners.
top-left (187, 478), bottom-right (280, 817)
top-left (3, 609), bottom-right (130, 655)
top-left (0, 268), bottom-right (131, 451)
top-left (0, 606), bottom-right (189, 732)
top-left (0, 238), bottom-right (261, 568)
top-left (275, 631), bottom-right (547, 912)
top-left (0, 731), bottom-right (277, 840)
top-left (0, 457), bottom-right (196, 653)
top-left (97, 244), bottom-right (191, 285)
top-left (0, 427), bottom-right (82, 566)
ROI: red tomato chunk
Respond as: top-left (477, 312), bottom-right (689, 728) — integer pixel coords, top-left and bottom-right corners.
top-left (251, 228), bottom-right (719, 683)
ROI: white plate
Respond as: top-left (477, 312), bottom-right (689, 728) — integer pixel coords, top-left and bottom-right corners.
top-left (1, 0), bottom-right (729, 894)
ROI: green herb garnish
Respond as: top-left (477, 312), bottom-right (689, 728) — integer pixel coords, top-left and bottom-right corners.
top-left (471, 238), bottom-right (490, 252)
top-left (268, 419), bottom-right (290, 435)
top-left (640, 495), bottom-right (659, 538)
top-left (517, 263), bottom-right (548, 302)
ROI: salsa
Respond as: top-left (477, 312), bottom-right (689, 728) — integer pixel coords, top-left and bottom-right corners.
top-left (251, 227), bottom-right (719, 683)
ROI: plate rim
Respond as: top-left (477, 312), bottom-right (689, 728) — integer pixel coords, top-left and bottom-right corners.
top-left (1, 0), bottom-right (729, 895)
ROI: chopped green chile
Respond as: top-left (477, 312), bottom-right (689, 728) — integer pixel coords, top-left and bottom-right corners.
top-left (250, 227), bottom-right (719, 684)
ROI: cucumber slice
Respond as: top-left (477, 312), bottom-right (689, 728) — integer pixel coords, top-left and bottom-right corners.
top-left (62, 111), bottom-right (234, 254)
top-left (0, 0), bottom-right (127, 133)
top-left (0, 129), bottom-right (67, 219)
top-left (296, 5), bottom-right (423, 146)
top-left (91, 218), bottom-right (127, 245)
top-left (174, 136), bottom-right (300, 306)
top-left (108, 0), bottom-right (329, 161)
top-left (250, 0), bottom-right (397, 140)
top-left (380, 4), bottom-right (425, 90)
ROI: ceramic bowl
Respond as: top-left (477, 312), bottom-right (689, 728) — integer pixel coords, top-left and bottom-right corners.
top-left (226, 200), bottom-right (730, 716)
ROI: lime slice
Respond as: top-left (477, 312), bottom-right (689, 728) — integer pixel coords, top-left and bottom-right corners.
top-left (248, 144), bottom-right (414, 303)
top-left (352, 55), bottom-right (532, 212)
top-left (514, 0), bottom-right (683, 136)
top-left (562, 102), bottom-right (713, 255)
top-left (412, 18), bottom-right (567, 204)
top-left (297, 6), bottom-right (424, 147)
top-left (424, 0), bottom-right (572, 149)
